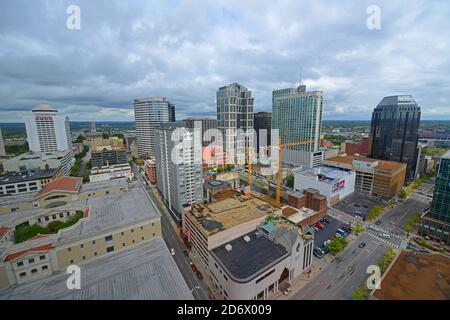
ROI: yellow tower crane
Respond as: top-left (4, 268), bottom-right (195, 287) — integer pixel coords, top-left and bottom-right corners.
top-left (275, 139), bottom-right (314, 205)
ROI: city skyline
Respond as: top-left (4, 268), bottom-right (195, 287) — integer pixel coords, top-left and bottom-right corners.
top-left (1, 1), bottom-right (450, 122)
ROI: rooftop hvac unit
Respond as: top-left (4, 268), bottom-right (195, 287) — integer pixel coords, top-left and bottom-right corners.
top-left (225, 244), bottom-right (232, 251)
top-left (244, 236), bottom-right (251, 243)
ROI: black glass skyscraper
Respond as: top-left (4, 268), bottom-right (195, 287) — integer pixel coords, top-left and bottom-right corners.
top-left (369, 95), bottom-right (421, 180)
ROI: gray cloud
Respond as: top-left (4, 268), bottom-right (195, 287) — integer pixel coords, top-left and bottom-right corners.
top-left (0, 0), bottom-right (449, 121)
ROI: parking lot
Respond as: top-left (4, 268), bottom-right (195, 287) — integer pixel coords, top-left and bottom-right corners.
top-left (332, 192), bottom-right (386, 221)
top-left (313, 215), bottom-right (341, 247)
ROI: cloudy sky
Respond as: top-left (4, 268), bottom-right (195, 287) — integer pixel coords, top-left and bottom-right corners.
top-left (0, 0), bottom-right (449, 122)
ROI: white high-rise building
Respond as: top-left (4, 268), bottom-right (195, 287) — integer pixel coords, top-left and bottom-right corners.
top-left (155, 122), bottom-right (203, 221)
top-left (24, 104), bottom-right (73, 153)
top-left (134, 97), bottom-right (175, 157)
top-left (0, 128), bottom-right (6, 157)
top-left (272, 85), bottom-right (323, 169)
top-left (217, 83), bottom-right (254, 165)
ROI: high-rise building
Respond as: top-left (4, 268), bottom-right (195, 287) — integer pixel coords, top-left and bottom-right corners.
top-left (184, 117), bottom-right (218, 147)
top-left (24, 104), bottom-right (73, 153)
top-left (155, 122), bottom-right (203, 221)
top-left (91, 121), bottom-right (96, 132)
top-left (272, 85), bottom-right (323, 169)
top-left (369, 95), bottom-right (421, 180)
top-left (0, 128), bottom-right (6, 157)
top-left (216, 83), bottom-right (254, 165)
top-left (134, 97), bottom-right (175, 157)
top-left (254, 112), bottom-right (272, 156)
top-left (419, 150), bottom-right (450, 244)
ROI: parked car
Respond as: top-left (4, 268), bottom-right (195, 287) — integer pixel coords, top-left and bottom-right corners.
top-left (315, 223), bottom-right (323, 230)
top-left (196, 271), bottom-right (203, 280)
top-left (321, 245), bottom-right (329, 254)
top-left (313, 248), bottom-right (324, 258)
top-left (188, 258), bottom-right (193, 265)
top-left (358, 242), bottom-right (366, 248)
top-left (375, 220), bottom-right (382, 226)
top-left (183, 250), bottom-right (189, 258)
top-left (323, 217), bottom-right (330, 223)
top-left (191, 264), bottom-right (198, 273)
top-left (170, 248), bottom-right (175, 255)
top-left (335, 233), bottom-right (342, 238)
top-left (324, 239), bottom-right (331, 246)
top-left (337, 229), bottom-right (348, 236)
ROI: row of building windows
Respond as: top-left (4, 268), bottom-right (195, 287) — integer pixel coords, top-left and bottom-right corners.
top-left (19, 265), bottom-right (49, 278)
top-left (16, 254), bottom-right (46, 268)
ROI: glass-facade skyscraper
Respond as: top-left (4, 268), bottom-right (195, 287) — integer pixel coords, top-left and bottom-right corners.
top-left (134, 97), bottom-right (175, 157)
top-left (419, 150), bottom-right (450, 243)
top-left (272, 85), bottom-right (323, 169)
top-left (369, 95), bottom-right (421, 181)
top-left (216, 83), bottom-right (254, 165)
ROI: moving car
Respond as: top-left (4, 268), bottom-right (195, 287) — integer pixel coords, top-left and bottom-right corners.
top-left (196, 271), bottom-right (203, 280)
top-left (183, 250), bottom-right (189, 258)
top-left (380, 233), bottom-right (390, 239)
top-left (191, 264), bottom-right (198, 273)
top-left (170, 248), bottom-right (175, 255)
top-left (358, 242), bottom-right (366, 248)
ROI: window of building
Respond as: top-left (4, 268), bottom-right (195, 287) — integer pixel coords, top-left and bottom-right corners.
top-left (70, 259), bottom-right (74, 264)
top-left (106, 246), bottom-right (114, 253)
top-left (140, 226), bottom-right (144, 230)
top-left (68, 247), bottom-right (72, 252)
top-left (31, 269), bottom-right (38, 274)
top-left (121, 232), bottom-right (124, 236)
top-left (17, 261), bottom-right (24, 267)
top-left (19, 272), bottom-right (26, 278)
top-left (45, 216), bottom-right (49, 221)
top-left (39, 255), bottom-right (45, 261)
top-left (94, 252), bottom-right (98, 256)
top-left (42, 265), bottom-right (48, 271)
top-left (132, 240), bottom-right (135, 244)
top-left (92, 240), bottom-right (96, 245)
top-left (80, 244), bottom-right (84, 249)
top-left (141, 236), bottom-right (144, 241)
top-left (28, 258), bottom-right (35, 264)
top-left (37, 218), bottom-right (42, 223)
top-left (131, 229), bottom-right (134, 233)
top-left (152, 233), bottom-right (155, 237)
top-left (122, 243), bottom-right (126, 247)
top-left (52, 214), bottom-right (57, 219)
top-left (82, 256), bottom-right (86, 260)
top-left (59, 213), bottom-right (64, 218)
top-left (105, 235), bottom-right (113, 242)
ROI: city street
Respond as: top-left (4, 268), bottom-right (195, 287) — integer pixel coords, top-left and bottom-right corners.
top-left (290, 191), bottom-right (432, 300)
top-left (131, 164), bottom-right (210, 300)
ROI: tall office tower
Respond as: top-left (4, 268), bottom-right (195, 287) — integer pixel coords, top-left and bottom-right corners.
top-left (184, 117), bottom-right (218, 146)
top-left (134, 97), bottom-right (174, 158)
top-left (155, 122), bottom-right (203, 221)
top-left (24, 104), bottom-right (73, 153)
top-left (0, 128), bottom-right (6, 157)
top-left (216, 83), bottom-right (254, 165)
top-left (419, 150), bottom-right (450, 243)
top-left (272, 85), bottom-right (323, 169)
top-left (91, 121), bottom-right (96, 132)
top-left (369, 95), bottom-right (421, 180)
top-left (254, 112), bottom-right (272, 156)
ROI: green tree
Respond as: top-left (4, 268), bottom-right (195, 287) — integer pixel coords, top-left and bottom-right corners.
top-left (379, 247), bottom-right (395, 273)
top-left (102, 132), bottom-right (109, 139)
top-left (326, 237), bottom-right (348, 253)
top-left (352, 288), bottom-right (365, 300)
top-left (398, 188), bottom-right (407, 200)
top-left (286, 174), bottom-right (294, 188)
top-left (368, 205), bottom-right (384, 221)
top-left (354, 223), bottom-right (364, 235)
top-left (75, 134), bottom-right (86, 143)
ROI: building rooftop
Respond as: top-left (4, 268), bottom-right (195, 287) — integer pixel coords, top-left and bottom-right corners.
top-left (0, 192), bottom-right (36, 207)
top-left (373, 251), bottom-right (450, 300)
top-left (187, 193), bottom-right (276, 236)
top-left (57, 182), bottom-right (159, 243)
top-left (297, 166), bottom-right (352, 184)
top-left (79, 177), bottom-right (127, 193)
top-left (0, 239), bottom-right (193, 300)
top-left (325, 155), bottom-right (406, 172)
top-left (203, 180), bottom-right (230, 191)
top-left (5, 150), bottom-right (70, 162)
top-left (211, 231), bottom-right (290, 282)
top-left (0, 168), bottom-right (57, 186)
top-left (282, 206), bottom-right (317, 225)
top-left (35, 177), bottom-right (82, 199)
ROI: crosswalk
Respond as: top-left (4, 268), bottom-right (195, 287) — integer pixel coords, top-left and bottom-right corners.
top-left (366, 232), bottom-right (400, 248)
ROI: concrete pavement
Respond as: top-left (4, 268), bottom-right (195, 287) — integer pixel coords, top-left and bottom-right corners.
top-left (132, 164), bottom-right (210, 300)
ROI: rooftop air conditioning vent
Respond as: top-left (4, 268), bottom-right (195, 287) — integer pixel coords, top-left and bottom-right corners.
top-left (225, 244), bottom-right (232, 251)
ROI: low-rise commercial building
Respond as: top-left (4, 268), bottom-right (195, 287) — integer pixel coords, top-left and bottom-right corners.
top-left (2, 150), bottom-right (73, 176)
top-left (323, 155), bottom-right (406, 199)
top-left (0, 168), bottom-right (61, 197)
top-left (208, 216), bottom-right (313, 300)
top-left (91, 149), bottom-right (127, 168)
top-left (294, 166), bottom-right (356, 206)
top-left (287, 188), bottom-right (328, 219)
top-left (0, 178), bottom-right (167, 293)
top-left (89, 163), bottom-right (133, 182)
top-left (144, 157), bottom-right (157, 184)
